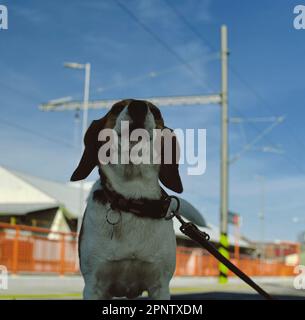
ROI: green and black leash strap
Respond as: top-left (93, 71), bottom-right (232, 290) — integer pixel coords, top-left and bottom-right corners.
top-left (167, 196), bottom-right (273, 300)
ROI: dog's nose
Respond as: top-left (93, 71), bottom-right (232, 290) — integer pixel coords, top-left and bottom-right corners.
top-left (128, 100), bottom-right (148, 129)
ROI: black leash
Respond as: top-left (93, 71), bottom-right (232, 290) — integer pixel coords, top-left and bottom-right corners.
top-left (167, 196), bottom-right (274, 300)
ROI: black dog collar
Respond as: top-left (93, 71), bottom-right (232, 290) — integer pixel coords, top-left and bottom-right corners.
top-left (93, 185), bottom-right (172, 219)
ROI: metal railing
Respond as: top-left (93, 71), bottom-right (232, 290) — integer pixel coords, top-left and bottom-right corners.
top-left (0, 223), bottom-right (78, 275)
top-left (0, 223), bottom-right (296, 276)
top-left (175, 247), bottom-right (296, 277)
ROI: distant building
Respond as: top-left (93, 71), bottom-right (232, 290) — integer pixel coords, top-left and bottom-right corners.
top-left (297, 231), bottom-right (305, 264)
top-left (251, 240), bottom-right (300, 262)
top-left (298, 231), bottom-right (305, 244)
top-left (0, 166), bottom-right (91, 232)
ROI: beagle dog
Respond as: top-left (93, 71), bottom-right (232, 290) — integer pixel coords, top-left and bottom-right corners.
top-left (71, 99), bottom-right (183, 300)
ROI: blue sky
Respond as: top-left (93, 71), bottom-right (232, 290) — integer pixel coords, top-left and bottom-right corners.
top-left (1, 0), bottom-right (305, 241)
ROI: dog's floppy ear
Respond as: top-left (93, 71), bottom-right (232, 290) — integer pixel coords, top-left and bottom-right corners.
top-left (159, 127), bottom-right (183, 193)
top-left (70, 116), bottom-right (107, 181)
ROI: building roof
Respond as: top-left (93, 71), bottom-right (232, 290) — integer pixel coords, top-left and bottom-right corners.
top-left (0, 203), bottom-right (58, 215)
top-left (0, 166), bottom-right (90, 218)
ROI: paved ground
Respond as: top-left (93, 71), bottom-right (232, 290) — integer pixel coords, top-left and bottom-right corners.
top-left (0, 275), bottom-right (304, 300)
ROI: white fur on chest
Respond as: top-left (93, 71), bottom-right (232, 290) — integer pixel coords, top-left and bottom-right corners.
top-left (79, 181), bottom-right (176, 299)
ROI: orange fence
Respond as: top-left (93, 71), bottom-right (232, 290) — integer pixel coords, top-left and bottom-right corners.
top-left (0, 223), bottom-right (296, 276)
top-left (0, 223), bottom-right (78, 275)
top-left (175, 247), bottom-right (296, 277)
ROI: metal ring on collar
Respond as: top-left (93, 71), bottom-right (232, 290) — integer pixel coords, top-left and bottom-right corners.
top-left (106, 209), bottom-right (122, 225)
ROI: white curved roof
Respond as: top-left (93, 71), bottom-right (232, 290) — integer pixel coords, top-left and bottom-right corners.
top-left (0, 166), bottom-right (90, 217)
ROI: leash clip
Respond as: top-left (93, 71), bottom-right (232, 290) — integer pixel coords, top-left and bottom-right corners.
top-left (165, 196), bottom-right (181, 220)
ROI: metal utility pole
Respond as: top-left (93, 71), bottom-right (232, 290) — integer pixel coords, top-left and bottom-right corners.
top-left (219, 25), bottom-right (230, 284)
top-left (64, 62), bottom-right (91, 234)
top-left (40, 94), bottom-right (221, 111)
top-left (257, 175), bottom-right (265, 261)
top-left (82, 63), bottom-right (91, 150)
top-left (79, 63), bottom-right (91, 234)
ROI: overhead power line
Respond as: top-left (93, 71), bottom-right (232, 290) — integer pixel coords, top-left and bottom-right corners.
top-left (114, 0), bottom-right (213, 92)
top-left (230, 116), bottom-right (285, 164)
top-left (230, 105), bottom-right (305, 174)
top-left (95, 53), bottom-right (219, 95)
top-left (162, 0), bottom-right (305, 155)
top-left (163, 0), bottom-right (218, 51)
top-left (0, 117), bottom-right (76, 149)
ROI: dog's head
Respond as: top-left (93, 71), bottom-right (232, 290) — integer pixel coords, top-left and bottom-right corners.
top-left (70, 99), bottom-right (183, 193)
